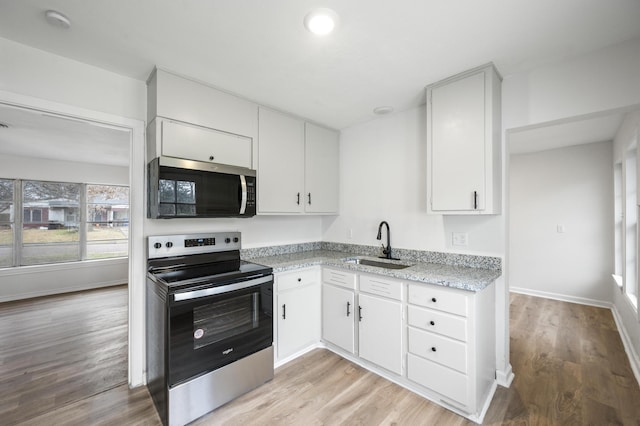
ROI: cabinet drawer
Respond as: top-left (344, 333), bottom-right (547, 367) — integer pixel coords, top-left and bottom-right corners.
top-left (322, 268), bottom-right (356, 290)
top-left (359, 274), bottom-right (403, 301)
top-left (407, 353), bottom-right (469, 408)
top-left (408, 305), bottom-right (467, 341)
top-left (408, 284), bottom-right (468, 317)
top-left (408, 327), bottom-right (467, 374)
top-left (277, 268), bottom-right (318, 292)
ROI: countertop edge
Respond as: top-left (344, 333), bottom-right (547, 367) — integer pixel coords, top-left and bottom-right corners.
top-left (246, 251), bottom-right (501, 292)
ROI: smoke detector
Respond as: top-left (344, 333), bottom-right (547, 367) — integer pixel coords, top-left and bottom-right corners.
top-left (45, 10), bottom-right (71, 29)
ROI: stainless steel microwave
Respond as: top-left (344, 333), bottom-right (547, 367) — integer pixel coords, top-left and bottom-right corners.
top-left (147, 157), bottom-right (256, 218)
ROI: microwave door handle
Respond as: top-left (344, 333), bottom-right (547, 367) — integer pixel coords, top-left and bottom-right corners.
top-left (239, 175), bottom-right (247, 214)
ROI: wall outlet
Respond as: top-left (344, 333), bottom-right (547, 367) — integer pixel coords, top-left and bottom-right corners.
top-left (452, 232), bottom-right (469, 247)
top-left (347, 228), bottom-right (353, 239)
top-left (557, 224), bottom-right (565, 233)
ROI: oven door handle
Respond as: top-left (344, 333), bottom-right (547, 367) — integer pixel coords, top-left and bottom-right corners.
top-left (173, 275), bottom-right (272, 302)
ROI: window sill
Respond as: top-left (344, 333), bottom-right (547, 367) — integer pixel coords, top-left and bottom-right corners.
top-left (0, 257), bottom-right (128, 276)
top-left (612, 274), bottom-right (624, 289)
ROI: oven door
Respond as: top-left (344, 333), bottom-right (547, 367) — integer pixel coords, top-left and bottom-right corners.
top-left (167, 274), bottom-right (273, 386)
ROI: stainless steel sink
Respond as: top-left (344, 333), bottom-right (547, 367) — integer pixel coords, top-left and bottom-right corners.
top-left (343, 258), bottom-right (412, 270)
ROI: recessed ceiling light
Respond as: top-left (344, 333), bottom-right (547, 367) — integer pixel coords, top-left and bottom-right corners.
top-left (373, 106), bottom-right (394, 115)
top-left (44, 10), bottom-right (71, 29)
top-left (304, 8), bottom-right (339, 36)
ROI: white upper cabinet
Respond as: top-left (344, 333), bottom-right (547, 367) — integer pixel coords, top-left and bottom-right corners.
top-left (257, 108), bottom-right (305, 213)
top-left (149, 119), bottom-right (253, 169)
top-left (304, 123), bottom-right (340, 214)
top-left (146, 68), bottom-right (258, 168)
top-left (257, 107), bottom-right (339, 215)
top-left (148, 68), bottom-right (258, 140)
top-left (426, 63), bottom-right (501, 215)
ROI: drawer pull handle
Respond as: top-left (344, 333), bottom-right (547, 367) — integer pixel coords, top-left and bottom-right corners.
top-left (209, 155), bottom-right (215, 161)
top-left (431, 297), bottom-right (437, 303)
top-left (429, 320), bottom-right (435, 326)
top-left (431, 347), bottom-right (437, 352)
top-left (346, 301), bottom-right (351, 317)
top-left (282, 304), bottom-right (286, 320)
top-left (358, 306), bottom-right (363, 322)
top-left (297, 278), bottom-right (302, 282)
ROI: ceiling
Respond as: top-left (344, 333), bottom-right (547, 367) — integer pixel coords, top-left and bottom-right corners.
top-left (0, 0), bottom-right (639, 131)
top-left (0, 103), bottom-right (131, 167)
top-left (508, 109), bottom-right (632, 155)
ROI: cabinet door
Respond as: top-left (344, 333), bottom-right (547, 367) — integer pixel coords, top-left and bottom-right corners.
top-left (277, 283), bottom-right (320, 360)
top-left (322, 284), bottom-right (355, 353)
top-left (161, 120), bottom-right (252, 168)
top-left (430, 71), bottom-right (486, 212)
top-left (358, 293), bottom-right (403, 374)
top-left (258, 108), bottom-right (304, 213)
top-left (152, 69), bottom-right (258, 140)
top-left (304, 123), bottom-right (339, 214)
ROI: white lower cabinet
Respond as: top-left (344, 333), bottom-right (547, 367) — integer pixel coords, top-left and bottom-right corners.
top-left (322, 284), bottom-right (355, 353)
top-left (321, 268), bottom-right (357, 353)
top-left (281, 265), bottom-right (496, 423)
top-left (275, 268), bottom-right (321, 362)
top-left (358, 292), bottom-right (403, 375)
top-left (406, 282), bottom-right (496, 418)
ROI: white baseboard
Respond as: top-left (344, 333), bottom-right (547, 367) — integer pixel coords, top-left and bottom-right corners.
top-left (274, 343), bottom-right (323, 369)
top-left (510, 286), bottom-right (611, 308)
top-left (610, 305), bottom-right (640, 387)
top-left (0, 280), bottom-right (126, 303)
top-left (496, 363), bottom-right (514, 387)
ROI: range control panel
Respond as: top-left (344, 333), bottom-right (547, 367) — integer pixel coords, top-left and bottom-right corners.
top-left (148, 232), bottom-right (241, 258)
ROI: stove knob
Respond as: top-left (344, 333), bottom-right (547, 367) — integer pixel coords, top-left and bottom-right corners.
top-left (166, 242), bottom-right (173, 248)
top-left (153, 242), bottom-right (162, 249)
top-left (225, 238), bottom-right (231, 244)
top-left (233, 237), bottom-right (239, 243)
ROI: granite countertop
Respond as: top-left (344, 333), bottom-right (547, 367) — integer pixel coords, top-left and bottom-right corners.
top-left (246, 249), bottom-right (501, 292)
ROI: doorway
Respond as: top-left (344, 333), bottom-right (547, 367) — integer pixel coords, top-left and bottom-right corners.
top-left (0, 92), bottom-right (146, 389)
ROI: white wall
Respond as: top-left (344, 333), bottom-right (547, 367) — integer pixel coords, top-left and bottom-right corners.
top-left (503, 37), bottom-right (640, 132)
top-left (321, 105), bottom-right (502, 256)
top-left (0, 37), bottom-right (146, 121)
top-left (509, 141), bottom-right (614, 304)
top-left (145, 215), bottom-right (323, 248)
top-left (0, 154), bottom-right (129, 184)
top-left (0, 155), bottom-right (130, 301)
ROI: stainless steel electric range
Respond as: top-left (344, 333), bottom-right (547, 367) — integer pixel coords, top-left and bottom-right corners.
top-left (146, 232), bottom-right (274, 426)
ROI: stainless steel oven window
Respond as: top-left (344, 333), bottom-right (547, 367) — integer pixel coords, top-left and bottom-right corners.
top-left (192, 291), bottom-right (260, 350)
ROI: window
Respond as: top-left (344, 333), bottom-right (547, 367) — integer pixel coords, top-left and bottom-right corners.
top-left (21, 181), bottom-right (80, 265)
top-left (86, 185), bottom-right (129, 259)
top-left (624, 146), bottom-right (638, 308)
top-left (0, 179), bottom-right (129, 268)
top-left (0, 179), bottom-right (14, 267)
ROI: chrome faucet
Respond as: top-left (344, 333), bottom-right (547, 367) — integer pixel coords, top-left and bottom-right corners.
top-left (376, 221), bottom-right (399, 260)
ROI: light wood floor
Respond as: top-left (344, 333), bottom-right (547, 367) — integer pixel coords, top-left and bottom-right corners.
top-left (2, 288), bottom-right (639, 425)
